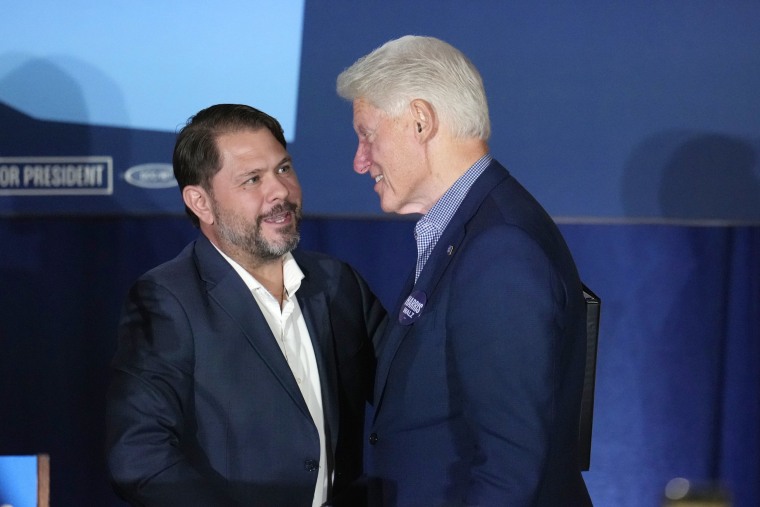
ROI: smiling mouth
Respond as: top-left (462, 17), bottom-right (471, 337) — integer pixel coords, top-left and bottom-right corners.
top-left (374, 174), bottom-right (384, 183)
top-left (261, 203), bottom-right (299, 225)
top-left (264, 211), bottom-right (291, 224)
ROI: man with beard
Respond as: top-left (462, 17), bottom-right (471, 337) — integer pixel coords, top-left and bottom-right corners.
top-left (106, 104), bottom-right (384, 507)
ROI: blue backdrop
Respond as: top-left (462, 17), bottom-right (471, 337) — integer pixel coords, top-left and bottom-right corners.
top-left (1, 218), bottom-right (758, 506)
top-left (1, 2), bottom-right (759, 506)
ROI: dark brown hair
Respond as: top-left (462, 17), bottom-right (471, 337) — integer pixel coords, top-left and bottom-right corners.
top-left (173, 104), bottom-right (287, 227)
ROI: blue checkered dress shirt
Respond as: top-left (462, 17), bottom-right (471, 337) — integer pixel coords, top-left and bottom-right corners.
top-left (414, 154), bottom-right (493, 282)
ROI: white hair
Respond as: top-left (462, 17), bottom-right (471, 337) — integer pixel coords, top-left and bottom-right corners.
top-left (337, 35), bottom-right (491, 140)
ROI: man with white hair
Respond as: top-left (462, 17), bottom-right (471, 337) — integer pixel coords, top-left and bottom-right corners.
top-left (338, 36), bottom-right (592, 506)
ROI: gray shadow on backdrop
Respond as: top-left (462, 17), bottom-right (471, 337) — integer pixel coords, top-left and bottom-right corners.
top-left (0, 52), bottom-right (130, 134)
top-left (622, 131), bottom-right (760, 223)
top-left (0, 54), bottom-right (95, 162)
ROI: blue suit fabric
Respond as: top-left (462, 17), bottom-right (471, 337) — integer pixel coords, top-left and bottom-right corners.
top-left (367, 160), bottom-right (593, 507)
top-left (106, 234), bottom-right (383, 506)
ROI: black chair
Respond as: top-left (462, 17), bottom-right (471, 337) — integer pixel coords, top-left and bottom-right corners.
top-left (579, 285), bottom-right (601, 471)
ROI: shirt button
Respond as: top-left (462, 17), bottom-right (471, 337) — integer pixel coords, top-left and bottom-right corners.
top-left (369, 432), bottom-right (378, 445)
top-left (304, 459), bottom-right (319, 472)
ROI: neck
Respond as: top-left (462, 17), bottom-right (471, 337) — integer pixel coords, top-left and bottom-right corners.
top-left (246, 257), bottom-right (286, 306)
top-left (417, 136), bottom-right (488, 213)
top-left (436, 136), bottom-right (488, 180)
top-left (207, 233), bottom-right (287, 306)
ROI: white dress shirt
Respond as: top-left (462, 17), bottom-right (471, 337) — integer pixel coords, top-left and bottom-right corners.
top-left (216, 248), bottom-right (329, 507)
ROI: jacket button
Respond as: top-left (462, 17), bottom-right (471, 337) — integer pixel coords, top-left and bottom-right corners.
top-left (369, 432), bottom-right (378, 445)
top-left (304, 459), bottom-right (319, 472)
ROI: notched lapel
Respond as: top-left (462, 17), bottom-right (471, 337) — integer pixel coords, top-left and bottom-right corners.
top-left (193, 237), bottom-right (312, 420)
top-left (296, 282), bottom-right (340, 451)
top-left (373, 161), bottom-right (509, 416)
top-left (372, 227), bottom-right (464, 414)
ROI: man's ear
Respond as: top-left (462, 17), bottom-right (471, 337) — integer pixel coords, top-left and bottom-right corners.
top-left (410, 99), bottom-right (437, 142)
top-left (182, 185), bottom-right (215, 226)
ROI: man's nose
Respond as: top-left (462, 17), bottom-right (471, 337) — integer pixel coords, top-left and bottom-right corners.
top-left (353, 143), bottom-right (370, 174)
top-left (265, 174), bottom-right (289, 200)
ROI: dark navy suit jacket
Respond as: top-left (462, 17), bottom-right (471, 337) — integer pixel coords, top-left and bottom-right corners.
top-left (106, 234), bottom-right (384, 506)
top-left (367, 160), bottom-right (592, 506)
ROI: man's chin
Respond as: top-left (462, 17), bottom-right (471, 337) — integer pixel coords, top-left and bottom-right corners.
top-left (380, 199), bottom-right (400, 214)
top-left (261, 232), bottom-right (300, 255)
top-left (263, 221), bottom-right (298, 238)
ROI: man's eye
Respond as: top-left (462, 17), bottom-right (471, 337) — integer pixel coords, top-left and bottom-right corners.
top-left (278, 164), bottom-right (292, 174)
top-left (245, 176), bottom-right (260, 184)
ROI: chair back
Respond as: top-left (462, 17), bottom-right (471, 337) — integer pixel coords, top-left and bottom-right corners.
top-left (579, 285), bottom-right (601, 471)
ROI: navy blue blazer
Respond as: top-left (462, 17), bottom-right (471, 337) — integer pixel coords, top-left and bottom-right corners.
top-left (106, 234), bottom-right (384, 506)
top-left (367, 160), bottom-right (592, 506)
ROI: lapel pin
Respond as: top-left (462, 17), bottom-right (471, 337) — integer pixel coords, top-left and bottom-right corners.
top-left (447, 245), bottom-right (454, 256)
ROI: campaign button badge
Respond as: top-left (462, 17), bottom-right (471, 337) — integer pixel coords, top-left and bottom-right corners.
top-left (398, 290), bottom-right (427, 325)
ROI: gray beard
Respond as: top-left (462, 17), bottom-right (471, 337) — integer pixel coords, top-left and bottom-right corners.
top-left (214, 202), bottom-right (301, 262)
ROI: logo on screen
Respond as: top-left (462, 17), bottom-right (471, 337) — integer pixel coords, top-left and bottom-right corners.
top-left (124, 164), bottom-right (177, 189)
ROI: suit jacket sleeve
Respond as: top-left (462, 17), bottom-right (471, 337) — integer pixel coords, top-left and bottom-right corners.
top-left (106, 277), bottom-right (237, 507)
top-left (448, 225), bottom-right (566, 506)
top-left (349, 266), bottom-right (386, 403)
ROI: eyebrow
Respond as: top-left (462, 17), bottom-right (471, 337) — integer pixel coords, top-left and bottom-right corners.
top-left (355, 124), bottom-right (372, 136)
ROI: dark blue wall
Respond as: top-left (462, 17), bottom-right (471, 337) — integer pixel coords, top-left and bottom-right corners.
top-left (1, 218), bottom-right (758, 506)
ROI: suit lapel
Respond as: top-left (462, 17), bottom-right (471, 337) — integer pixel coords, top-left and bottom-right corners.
top-left (193, 236), bottom-right (312, 420)
top-left (372, 271), bottom-right (413, 408)
top-left (373, 161), bottom-right (510, 416)
top-left (294, 264), bottom-right (340, 454)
